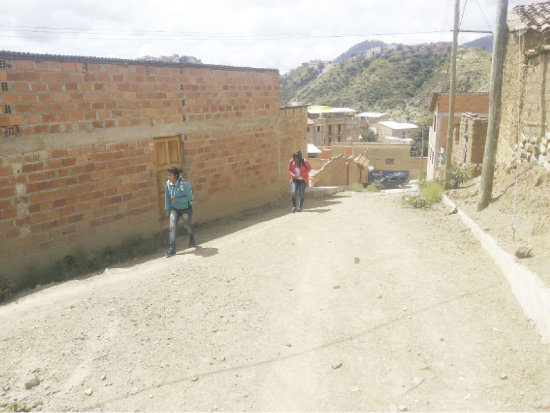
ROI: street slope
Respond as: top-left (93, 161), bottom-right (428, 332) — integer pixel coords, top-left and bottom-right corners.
top-left (1, 191), bottom-right (549, 411)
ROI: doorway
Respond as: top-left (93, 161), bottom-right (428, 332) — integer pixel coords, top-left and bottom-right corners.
top-left (153, 136), bottom-right (182, 219)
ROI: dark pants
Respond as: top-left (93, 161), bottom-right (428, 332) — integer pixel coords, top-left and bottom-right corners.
top-left (169, 207), bottom-right (194, 252)
top-left (291, 179), bottom-right (307, 209)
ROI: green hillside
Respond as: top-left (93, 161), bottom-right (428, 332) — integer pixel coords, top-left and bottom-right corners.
top-left (281, 45), bottom-right (491, 122)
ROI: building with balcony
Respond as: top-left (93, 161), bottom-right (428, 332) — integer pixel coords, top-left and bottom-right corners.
top-left (307, 106), bottom-right (359, 146)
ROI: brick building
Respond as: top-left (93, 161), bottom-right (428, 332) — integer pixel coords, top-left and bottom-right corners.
top-left (307, 106), bottom-right (359, 146)
top-left (0, 51), bottom-right (303, 280)
top-left (376, 120), bottom-right (418, 141)
top-left (427, 92), bottom-right (490, 180)
top-left (451, 113), bottom-right (488, 177)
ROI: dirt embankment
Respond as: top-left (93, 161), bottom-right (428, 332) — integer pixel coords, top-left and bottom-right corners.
top-left (447, 163), bottom-right (550, 285)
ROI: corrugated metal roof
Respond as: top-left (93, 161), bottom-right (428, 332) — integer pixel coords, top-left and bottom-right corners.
top-left (378, 120), bottom-right (418, 130)
top-left (508, 1), bottom-right (550, 33)
top-left (0, 50), bottom-right (278, 73)
top-left (308, 107), bottom-right (357, 114)
top-left (358, 112), bottom-right (387, 118)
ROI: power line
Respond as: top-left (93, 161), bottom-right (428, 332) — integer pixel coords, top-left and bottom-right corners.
top-left (0, 24), bottom-right (460, 42)
top-left (475, 0), bottom-right (493, 31)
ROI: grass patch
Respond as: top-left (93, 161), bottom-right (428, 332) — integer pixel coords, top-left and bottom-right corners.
top-left (1, 402), bottom-right (30, 412)
top-left (349, 182), bottom-right (367, 192)
top-left (365, 183), bottom-right (380, 193)
top-left (0, 229), bottom-right (170, 304)
top-left (348, 182), bottom-right (380, 193)
top-left (402, 181), bottom-right (444, 209)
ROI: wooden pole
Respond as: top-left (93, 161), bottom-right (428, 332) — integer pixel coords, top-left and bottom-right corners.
top-left (419, 109), bottom-right (426, 181)
top-left (445, 0), bottom-right (460, 183)
top-left (478, 0), bottom-right (508, 210)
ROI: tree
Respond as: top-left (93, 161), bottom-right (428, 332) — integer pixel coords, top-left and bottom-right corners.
top-left (410, 114), bottom-right (432, 157)
top-left (360, 129), bottom-right (377, 142)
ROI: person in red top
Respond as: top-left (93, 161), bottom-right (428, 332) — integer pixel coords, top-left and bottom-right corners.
top-left (288, 151), bottom-right (312, 212)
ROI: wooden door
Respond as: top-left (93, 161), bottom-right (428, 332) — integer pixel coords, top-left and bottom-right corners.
top-left (153, 136), bottom-right (182, 218)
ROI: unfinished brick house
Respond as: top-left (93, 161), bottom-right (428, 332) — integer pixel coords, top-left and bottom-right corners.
top-left (451, 112), bottom-right (488, 177)
top-left (0, 51), bottom-right (302, 280)
top-left (498, 2), bottom-right (550, 168)
top-left (427, 92), bottom-right (490, 180)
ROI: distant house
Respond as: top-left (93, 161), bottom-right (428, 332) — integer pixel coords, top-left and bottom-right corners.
top-left (376, 120), bottom-right (418, 142)
top-left (427, 92), bottom-right (490, 180)
top-left (357, 112), bottom-right (389, 124)
top-left (497, 2), bottom-right (550, 169)
top-left (357, 112), bottom-right (389, 141)
top-left (307, 106), bottom-right (359, 146)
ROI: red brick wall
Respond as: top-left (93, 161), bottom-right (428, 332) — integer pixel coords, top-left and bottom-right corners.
top-left (0, 53), bottom-right (281, 279)
top-left (280, 106), bottom-right (308, 188)
top-left (0, 141), bottom-right (157, 266)
top-left (0, 57), bottom-right (278, 135)
top-left (434, 93), bottom-right (490, 116)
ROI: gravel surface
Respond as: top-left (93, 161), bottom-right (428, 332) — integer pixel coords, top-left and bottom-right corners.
top-left (1, 191), bottom-right (549, 411)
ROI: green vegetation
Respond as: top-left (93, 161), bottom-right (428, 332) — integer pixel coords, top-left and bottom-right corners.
top-left (349, 182), bottom-right (379, 193)
top-left (281, 45), bottom-right (491, 122)
top-left (444, 164), bottom-right (471, 189)
top-left (349, 182), bottom-right (367, 192)
top-left (402, 181), bottom-right (444, 209)
top-left (1, 402), bottom-right (30, 412)
top-left (0, 229), bottom-right (178, 304)
top-left (360, 128), bottom-right (377, 142)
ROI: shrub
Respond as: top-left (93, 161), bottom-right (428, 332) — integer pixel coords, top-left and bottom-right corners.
top-left (365, 183), bottom-right (380, 193)
top-left (349, 182), bottom-right (367, 192)
top-left (445, 165), bottom-right (471, 189)
top-left (421, 181), bottom-right (444, 203)
top-left (402, 181), bottom-right (444, 209)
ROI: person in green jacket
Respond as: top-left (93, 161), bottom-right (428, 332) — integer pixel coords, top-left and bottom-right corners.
top-left (165, 166), bottom-right (195, 256)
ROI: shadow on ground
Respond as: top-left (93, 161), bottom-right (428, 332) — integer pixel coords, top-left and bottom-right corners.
top-left (2, 193), bottom-right (346, 305)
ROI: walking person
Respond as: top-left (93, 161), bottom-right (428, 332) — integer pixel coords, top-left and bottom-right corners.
top-left (165, 166), bottom-right (196, 256)
top-left (288, 150), bottom-right (312, 212)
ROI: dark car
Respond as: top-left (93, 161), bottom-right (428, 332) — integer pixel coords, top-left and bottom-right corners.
top-left (374, 173), bottom-right (409, 189)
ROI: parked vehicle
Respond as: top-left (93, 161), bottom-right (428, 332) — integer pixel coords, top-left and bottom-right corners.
top-left (374, 172), bottom-right (409, 188)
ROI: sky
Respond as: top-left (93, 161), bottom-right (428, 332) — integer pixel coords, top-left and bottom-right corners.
top-left (1, 0), bottom-right (536, 74)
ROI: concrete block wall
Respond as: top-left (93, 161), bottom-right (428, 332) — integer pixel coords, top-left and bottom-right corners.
top-left (310, 156), bottom-right (363, 187)
top-left (0, 52), bottom-right (282, 279)
top-left (320, 143), bottom-right (425, 181)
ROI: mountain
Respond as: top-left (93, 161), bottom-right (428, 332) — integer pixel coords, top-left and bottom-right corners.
top-left (281, 43), bottom-right (491, 122)
top-left (334, 40), bottom-right (387, 63)
top-left (462, 35), bottom-right (493, 53)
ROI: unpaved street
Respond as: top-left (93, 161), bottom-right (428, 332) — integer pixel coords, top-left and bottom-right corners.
top-left (1, 191), bottom-right (550, 411)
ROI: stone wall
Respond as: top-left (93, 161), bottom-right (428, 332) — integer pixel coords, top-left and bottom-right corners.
top-left (498, 31), bottom-right (550, 168)
top-left (0, 52), bottom-right (282, 279)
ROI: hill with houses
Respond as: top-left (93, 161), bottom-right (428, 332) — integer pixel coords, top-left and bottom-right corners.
top-left (281, 41), bottom-right (492, 123)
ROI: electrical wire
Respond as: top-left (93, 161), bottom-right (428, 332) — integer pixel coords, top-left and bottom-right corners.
top-left (0, 24), bottom-right (464, 42)
top-left (475, 0), bottom-right (493, 30)
top-left (459, 0), bottom-right (469, 30)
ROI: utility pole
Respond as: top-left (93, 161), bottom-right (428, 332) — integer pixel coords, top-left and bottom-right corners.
top-left (445, 0), bottom-right (460, 183)
top-left (419, 108), bottom-right (426, 180)
top-left (478, 0), bottom-right (508, 210)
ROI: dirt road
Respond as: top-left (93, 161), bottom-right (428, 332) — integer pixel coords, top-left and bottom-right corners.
top-left (1, 191), bottom-right (549, 411)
